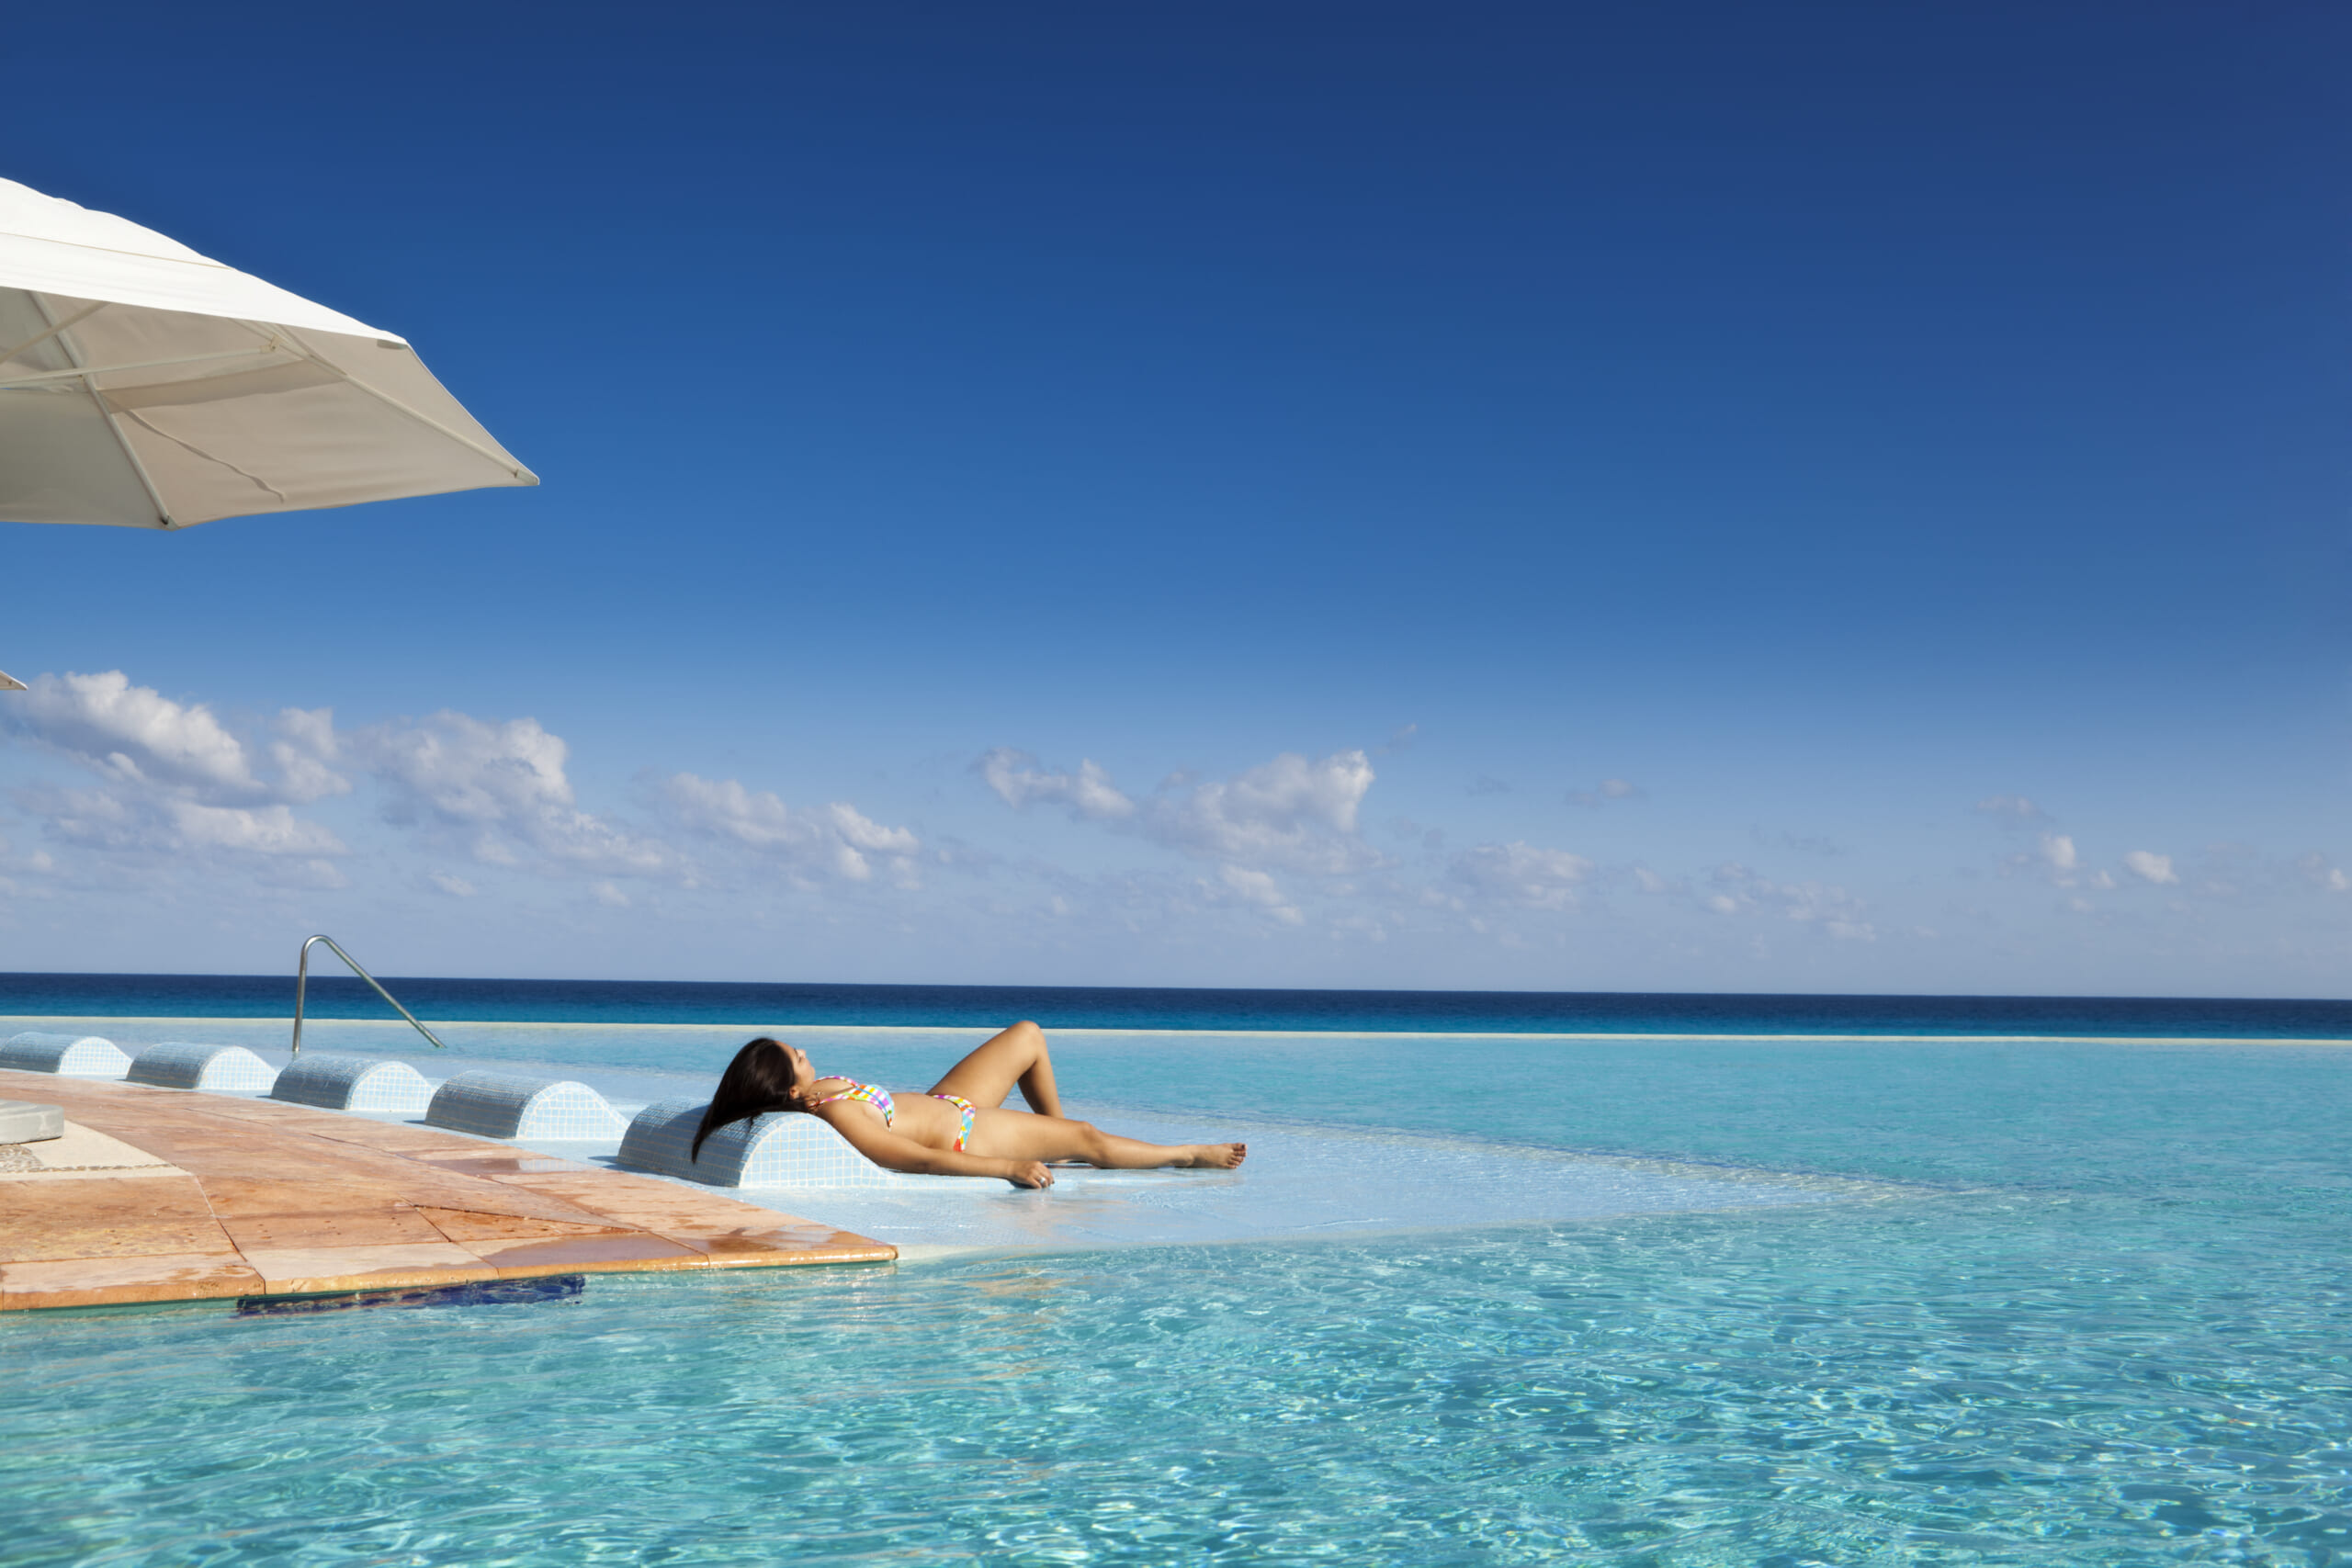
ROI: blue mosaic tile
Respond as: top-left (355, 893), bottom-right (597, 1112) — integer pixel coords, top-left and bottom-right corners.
top-left (268, 1053), bottom-right (433, 1114)
top-left (126, 1042), bottom-right (278, 1093)
top-left (617, 1096), bottom-right (901, 1189)
top-left (0, 1032), bottom-right (131, 1078)
top-left (425, 1071), bottom-right (628, 1141)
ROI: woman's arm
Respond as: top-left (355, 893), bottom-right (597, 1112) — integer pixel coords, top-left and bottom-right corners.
top-left (815, 1108), bottom-right (1054, 1188)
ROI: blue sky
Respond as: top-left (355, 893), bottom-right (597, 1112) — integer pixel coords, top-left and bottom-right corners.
top-left (3, 1), bottom-right (2347, 995)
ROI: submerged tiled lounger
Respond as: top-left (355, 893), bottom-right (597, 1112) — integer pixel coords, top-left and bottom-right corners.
top-left (0, 1032), bottom-right (132, 1078)
top-left (269, 1053), bottom-right (433, 1114)
top-left (127, 1042), bottom-right (278, 1093)
top-left (426, 1072), bottom-right (629, 1141)
top-left (619, 1096), bottom-right (899, 1189)
top-left (0, 1069), bottom-right (894, 1312)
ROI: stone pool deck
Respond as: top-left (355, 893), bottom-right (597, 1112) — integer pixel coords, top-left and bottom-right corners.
top-left (0, 1069), bottom-right (894, 1312)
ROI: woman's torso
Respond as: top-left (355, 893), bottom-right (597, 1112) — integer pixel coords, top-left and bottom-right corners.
top-left (806, 1077), bottom-right (966, 1147)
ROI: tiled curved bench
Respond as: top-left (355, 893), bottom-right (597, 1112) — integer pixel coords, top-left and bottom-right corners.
top-left (126, 1042), bottom-right (278, 1093)
top-left (425, 1071), bottom-right (629, 1141)
top-left (0, 1032), bottom-right (131, 1078)
top-left (618, 1096), bottom-right (899, 1189)
top-left (268, 1053), bottom-right (434, 1114)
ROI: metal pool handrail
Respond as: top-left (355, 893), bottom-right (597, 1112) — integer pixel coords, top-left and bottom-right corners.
top-left (290, 934), bottom-right (447, 1058)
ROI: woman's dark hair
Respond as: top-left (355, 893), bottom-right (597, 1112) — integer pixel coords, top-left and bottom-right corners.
top-left (691, 1037), bottom-right (806, 1161)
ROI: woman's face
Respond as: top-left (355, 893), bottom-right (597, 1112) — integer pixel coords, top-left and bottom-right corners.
top-left (780, 1041), bottom-right (815, 1090)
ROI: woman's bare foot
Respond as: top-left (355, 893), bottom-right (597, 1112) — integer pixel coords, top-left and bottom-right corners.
top-left (1179, 1143), bottom-right (1247, 1169)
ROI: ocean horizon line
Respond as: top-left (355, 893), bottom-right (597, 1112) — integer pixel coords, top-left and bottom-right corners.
top-left (8, 971), bottom-right (2352, 1002)
top-left (6, 1014), bottom-right (2348, 1049)
top-left (7, 973), bottom-right (2352, 1043)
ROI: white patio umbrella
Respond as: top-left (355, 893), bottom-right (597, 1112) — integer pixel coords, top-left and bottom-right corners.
top-left (0, 176), bottom-right (538, 687)
top-left (0, 177), bottom-right (536, 530)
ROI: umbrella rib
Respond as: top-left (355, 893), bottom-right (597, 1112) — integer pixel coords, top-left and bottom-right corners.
top-left (28, 291), bottom-right (175, 528)
top-left (0, 344), bottom-right (286, 389)
top-left (240, 321), bottom-right (532, 480)
top-left (0, 300), bottom-right (108, 371)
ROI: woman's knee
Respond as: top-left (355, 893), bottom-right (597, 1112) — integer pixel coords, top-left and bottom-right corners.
top-left (1070, 1121), bottom-right (1109, 1161)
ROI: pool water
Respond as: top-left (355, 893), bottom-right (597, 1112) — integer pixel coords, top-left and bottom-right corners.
top-left (6, 1028), bottom-right (2348, 1564)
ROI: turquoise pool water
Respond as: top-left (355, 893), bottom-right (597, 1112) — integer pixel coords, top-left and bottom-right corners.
top-left (6, 1027), bottom-right (2348, 1564)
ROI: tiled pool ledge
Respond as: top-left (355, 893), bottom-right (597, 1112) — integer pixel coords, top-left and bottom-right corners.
top-left (0, 1069), bottom-right (895, 1313)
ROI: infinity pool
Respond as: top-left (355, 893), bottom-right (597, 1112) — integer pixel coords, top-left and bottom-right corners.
top-left (6, 1024), bottom-right (2347, 1564)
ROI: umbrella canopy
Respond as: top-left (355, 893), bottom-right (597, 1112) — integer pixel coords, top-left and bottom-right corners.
top-left (0, 177), bottom-right (536, 529)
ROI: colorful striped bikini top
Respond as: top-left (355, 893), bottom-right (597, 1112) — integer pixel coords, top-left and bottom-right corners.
top-left (807, 1078), bottom-right (895, 1126)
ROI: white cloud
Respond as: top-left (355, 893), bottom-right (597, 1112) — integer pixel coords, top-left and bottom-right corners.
top-left (13, 783), bottom-right (346, 863)
top-left (427, 871), bottom-right (477, 897)
top-left (1155, 750), bottom-right (1377, 874)
top-left (353, 711), bottom-right (672, 876)
top-left (2294, 852), bottom-right (2349, 894)
top-left (256, 856), bottom-right (349, 891)
top-left (2123, 850), bottom-right (2178, 886)
top-left (1974, 795), bottom-right (2050, 822)
top-left (0, 674), bottom-right (373, 892)
top-left (1706, 861), bottom-right (1874, 939)
top-left (3, 673), bottom-right (358, 819)
top-left (6, 671), bottom-right (262, 800)
top-left (657, 773), bottom-right (920, 886)
top-left (2002, 829), bottom-right (2101, 889)
top-left (979, 746), bottom-right (1380, 876)
top-left (167, 801), bottom-right (345, 857)
top-left (268, 707), bottom-right (351, 802)
top-left (1567, 778), bottom-right (1645, 808)
top-left (13, 786), bottom-right (138, 852)
top-left (357, 711), bottom-right (573, 825)
top-left (1213, 864), bottom-right (1304, 925)
top-left (1449, 840), bottom-right (1592, 909)
top-left (978, 749), bottom-right (1136, 820)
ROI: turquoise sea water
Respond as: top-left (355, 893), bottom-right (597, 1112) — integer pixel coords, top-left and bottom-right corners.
top-left (4, 989), bottom-right (2348, 1563)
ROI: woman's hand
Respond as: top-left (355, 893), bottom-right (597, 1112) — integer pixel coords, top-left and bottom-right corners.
top-left (1006, 1160), bottom-right (1055, 1189)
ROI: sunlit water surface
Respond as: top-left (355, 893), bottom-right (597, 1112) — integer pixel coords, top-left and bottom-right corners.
top-left (5, 1024), bottom-right (2347, 1564)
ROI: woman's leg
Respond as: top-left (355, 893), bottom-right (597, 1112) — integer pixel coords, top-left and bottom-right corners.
top-left (928, 1020), bottom-right (1064, 1115)
top-left (967, 1107), bottom-right (1246, 1170)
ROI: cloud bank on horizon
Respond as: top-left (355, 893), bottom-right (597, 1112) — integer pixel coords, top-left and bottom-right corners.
top-left (5, 668), bottom-right (2345, 995)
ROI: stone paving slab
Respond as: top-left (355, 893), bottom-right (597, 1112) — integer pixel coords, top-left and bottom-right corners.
top-left (0, 1069), bottom-right (894, 1311)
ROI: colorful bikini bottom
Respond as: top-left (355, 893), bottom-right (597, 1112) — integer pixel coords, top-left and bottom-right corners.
top-left (930, 1093), bottom-right (977, 1153)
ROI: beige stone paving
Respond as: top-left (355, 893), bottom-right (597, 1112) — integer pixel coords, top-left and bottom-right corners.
top-left (0, 1069), bottom-right (894, 1311)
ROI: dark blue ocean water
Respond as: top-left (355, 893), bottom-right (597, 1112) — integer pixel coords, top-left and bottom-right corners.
top-left (2, 970), bottom-right (2347, 1036)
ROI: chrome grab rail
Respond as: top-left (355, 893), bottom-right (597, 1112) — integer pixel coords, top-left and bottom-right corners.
top-left (290, 934), bottom-right (447, 1058)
